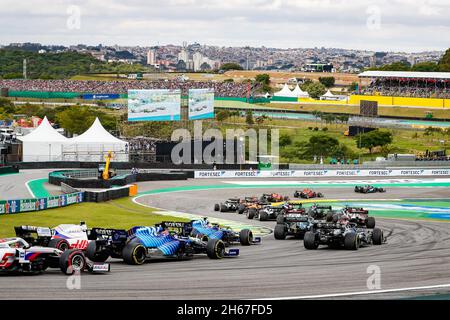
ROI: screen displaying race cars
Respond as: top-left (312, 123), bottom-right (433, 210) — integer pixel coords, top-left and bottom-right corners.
top-left (128, 89), bottom-right (181, 121)
top-left (188, 88), bottom-right (214, 120)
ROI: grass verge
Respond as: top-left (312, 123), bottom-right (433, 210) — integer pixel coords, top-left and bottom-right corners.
top-left (0, 197), bottom-right (186, 237)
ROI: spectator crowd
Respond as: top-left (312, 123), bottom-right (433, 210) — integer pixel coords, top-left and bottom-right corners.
top-left (362, 79), bottom-right (450, 99)
top-left (0, 79), bottom-right (249, 98)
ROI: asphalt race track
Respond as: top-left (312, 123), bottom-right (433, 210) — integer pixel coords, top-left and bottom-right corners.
top-left (1, 175), bottom-right (450, 299)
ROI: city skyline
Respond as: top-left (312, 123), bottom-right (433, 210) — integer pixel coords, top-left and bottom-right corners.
top-left (0, 0), bottom-right (449, 53)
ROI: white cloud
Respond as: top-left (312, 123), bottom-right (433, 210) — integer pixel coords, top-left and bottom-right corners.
top-left (0, 0), bottom-right (448, 51)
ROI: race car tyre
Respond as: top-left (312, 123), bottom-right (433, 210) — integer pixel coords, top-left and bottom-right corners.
top-left (86, 241), bottom-right (110, 263)
top-left (206, 239), bottom-right (225, 259)
top-left (372, 228), bottom-right (383, 245)
top-left (318, 193), bottom-right (324, 198)
top-left (220, 204), bottom-right (227, 212)
top-left (238, 204), bottom-right (245, 214)
top-left (274, 224), bottom-right (287, 240)
top-left (366, 217), bottom-right (376, 229)
top-left (344, 232), bottom-right (359, 250)
top-left (122, 242), bottom-right (147, 265)
top-left (214, 204), bottom-right (220, 211)
top-left (48, 238), bottom-right (70, 251)
top-left (239, 229), bottom-right (253, 246)
top-left (247, 208), bottom-right (256, 219)
top-left (59, 249), bottom-right (87, 275)
top-left (276, 214), bottom-right (285, 224)
top-left (304, 231), bottom-right (319, 249)
top-left (294, 192), bottom-right (299, 198)
top-left (326, 212), bottom-right (334, 222)
top-left (259, 211), bottom-right (269, 221)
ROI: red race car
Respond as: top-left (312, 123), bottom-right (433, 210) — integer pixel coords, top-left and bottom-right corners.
top-left (294, 189), bottom-right (324, 199)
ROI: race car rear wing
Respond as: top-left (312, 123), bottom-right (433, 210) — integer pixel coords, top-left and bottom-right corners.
top-left (158, 221), bottom-right (193, 237)
top-left (90, 228), bottom-right (128, 243)
top-left (14, 226), bottom-right (53, 245)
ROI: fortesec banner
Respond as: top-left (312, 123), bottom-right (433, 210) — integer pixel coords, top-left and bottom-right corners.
top-left (0, 192), bottom-right (84, 215)
top-left (194, 169), bottom-right (450, 179)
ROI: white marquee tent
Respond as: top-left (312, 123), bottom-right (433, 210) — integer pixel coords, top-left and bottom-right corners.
top-left (292, 84), bottom-right (310, 98)
top-left (63, 118), bottom-right (129, 162)
top-left (18, 116), bottom-right (68, 162)
top-left (273, 84), bottom-right (297, 98)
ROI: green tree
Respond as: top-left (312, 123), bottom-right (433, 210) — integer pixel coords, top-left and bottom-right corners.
top-left (279, 133), bottom-right (292, 147)
top-left (245, 110), bottom-right (254, 125)
top-left (302, 135), bottom-right (340, 158)
top-left (356, 130), bottom-right (393, 154)
top-left (216, 110), bottom-right (230, 122)
top-left (438, 48), bottom-right (450, 72)
top-left (255, 74), bottom-right (270, 85)
top-left (411, 62), bottom-right (440, 72)
top-left (301, 81), bottom-right (326, 99)
top-left (220, 63), bottom-right (243, 71)
top-left (318, 76), bottom-right (335, 88)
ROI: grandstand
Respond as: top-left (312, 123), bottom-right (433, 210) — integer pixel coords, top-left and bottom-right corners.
top-left (359, 71), bottom-right (450, 99)
top-left (0, 79), bottom-right (252, 98)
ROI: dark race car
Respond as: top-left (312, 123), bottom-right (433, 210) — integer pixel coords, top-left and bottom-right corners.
top-left (293, 189), bottom-right (324, 199)
top-left (253, 203), bottom-right (285, 221)
top-left (303, 212), bottom-right (385, 250)
top-left (214, 198), bottom-right (241, 212)
top-left (0, 237), bottom-right (109, 275)
top-left (307, 204), bottom-right (340, 221)
top-left (354, 185), bottom-right (386, 194)
top-left (274, 203), bottom-right (313, 240)
top-left (180, 218), bottom-right (261, 246)
top-left (337, 206), bottom-right (376, 228)
top-left (260, 193), bottom-right (289, 203)
top-left (243, 200), bottom-right (270, 219)
top-left (86, 223), bottom-right (239, 265)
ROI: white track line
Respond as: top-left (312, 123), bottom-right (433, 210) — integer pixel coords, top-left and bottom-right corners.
top-left (25, 179), bottom-right (36, 198)
top-left (255, 283), bottom-right (450, 300)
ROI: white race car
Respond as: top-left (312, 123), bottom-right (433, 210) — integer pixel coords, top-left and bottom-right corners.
top-left (0, 237), bottom-right (109, 275)
top-left (15, 222), bottom-right (91, 251)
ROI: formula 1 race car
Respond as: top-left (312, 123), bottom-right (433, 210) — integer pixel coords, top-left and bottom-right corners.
top-left (293, 189), bottom-right (324, 199)
top-left (253, 203), bottom-right (285, 221)
top-left (237, 197), bottom-right (260, 214)
top-left (242, 199), bottom-right (270, 218)
top-left (338, 206), bottom-right (376, 228)
top-left (260, 193), bottom-right (289, 203)
top-left (307, 204), bottom-right (340, 221)
top-left (86, 223), bottom-right (239, 265)
top-left (354, 185), bottom-right (386, 194)
top-left (214, 198), bottom-right (241, 212)
top-left (0, 237), bottom-right (109, 275)
top-left (303, 220), bottom-right (384, 250)
top-left (14, 222), bottom-right (93, 251)
top-left (274, 203), bottom-right (312, 240)
top-left (170, 219), bottom-right (261, 246)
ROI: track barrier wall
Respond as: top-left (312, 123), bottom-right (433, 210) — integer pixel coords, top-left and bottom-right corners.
top-left (0, 166), bottom-right (19, 175)
top-left (194, 168), bottom-right (450, 178)
top-left (0, 192), bottom-right (84, 215)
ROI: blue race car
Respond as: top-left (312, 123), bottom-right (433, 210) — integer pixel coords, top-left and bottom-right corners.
top-left (86, 224), bottom-right (239, 265)
top-left (161, 218), bottom-right (261, 246)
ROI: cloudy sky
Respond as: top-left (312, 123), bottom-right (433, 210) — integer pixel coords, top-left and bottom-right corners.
top-left (0, 0), bottom-right (448, 52)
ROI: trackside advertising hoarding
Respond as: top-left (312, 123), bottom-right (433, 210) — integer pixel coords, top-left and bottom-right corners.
top-left (128, 89), bottom-right (181, 121)
top-left (0, 192), bottom-right (84, 215)
top-left (194, 169), bottom-right (450, 179)
top-left (82, 94), bottom-right (120, 100)
top-left (188, 88), bottom-right (215, 120)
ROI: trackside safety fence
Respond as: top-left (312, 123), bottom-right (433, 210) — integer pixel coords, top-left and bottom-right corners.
top-left (0, 192), bottom-right (84, 215)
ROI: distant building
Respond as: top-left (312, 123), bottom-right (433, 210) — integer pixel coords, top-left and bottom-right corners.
top-left (147, 49), bottom-right (157, 65)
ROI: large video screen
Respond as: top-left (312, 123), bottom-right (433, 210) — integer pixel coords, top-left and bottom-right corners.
top-left (128, 89), bottom-right (181, 121)
top-left (188, 88), bottom-right (215, 120)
